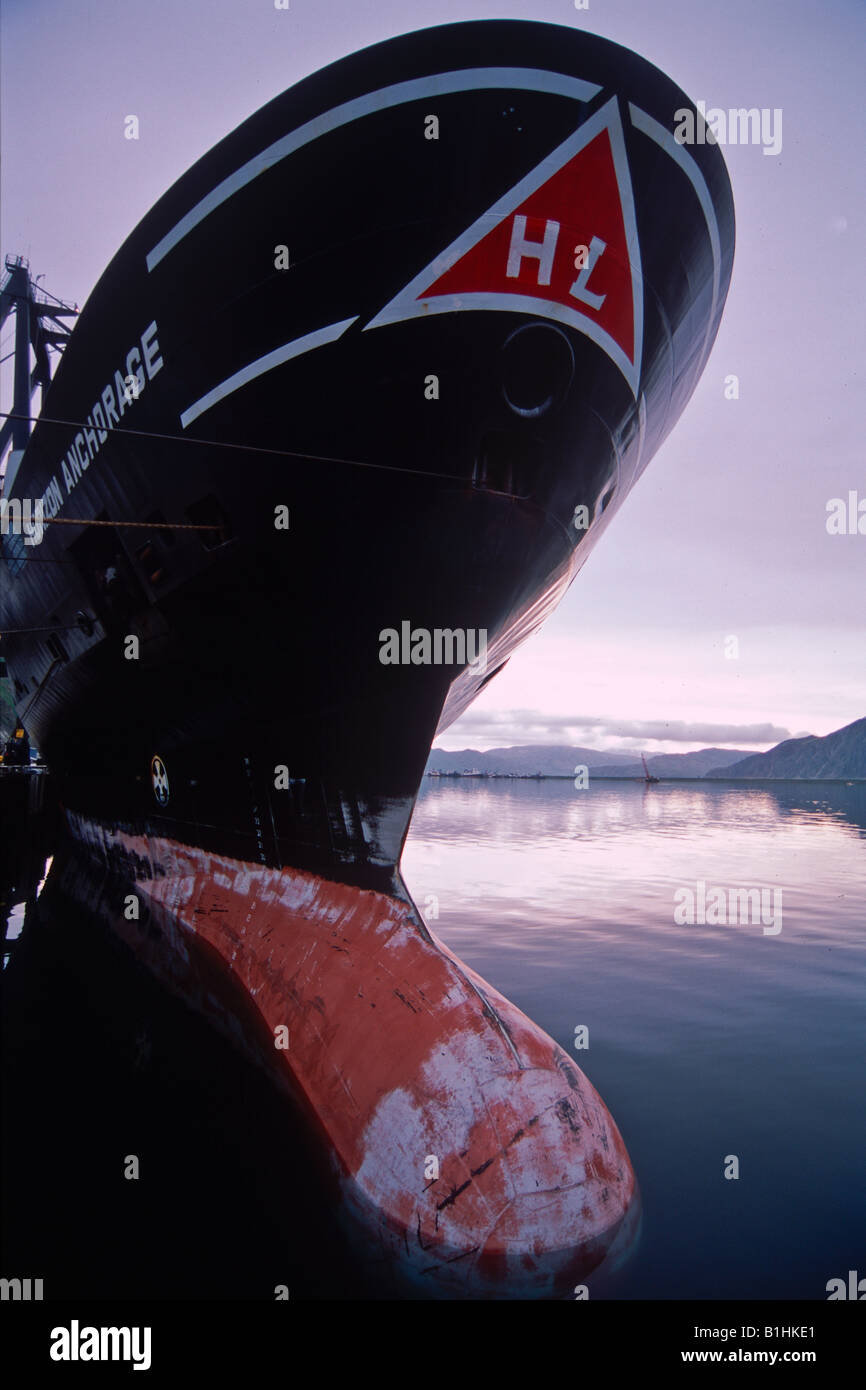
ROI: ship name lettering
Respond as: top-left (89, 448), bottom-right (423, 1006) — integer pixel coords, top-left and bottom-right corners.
top-left (54, 321), bottom-right (164, 511)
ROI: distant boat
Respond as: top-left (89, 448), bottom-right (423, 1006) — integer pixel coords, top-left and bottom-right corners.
top-left (641, 754), bottom-right (660, 784)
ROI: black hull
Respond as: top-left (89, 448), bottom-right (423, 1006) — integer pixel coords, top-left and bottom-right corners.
top-left (1, 20), bottom-right (734, 881)
top-left (0, 19), bottom-right (735, 1296)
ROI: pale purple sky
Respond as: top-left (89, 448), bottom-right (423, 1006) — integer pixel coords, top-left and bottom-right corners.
top-left (2, 0), bottom-right (863, 754)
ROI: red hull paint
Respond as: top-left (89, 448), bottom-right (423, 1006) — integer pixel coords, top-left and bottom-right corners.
top-left (68, 810), bottom-right (638, 1297)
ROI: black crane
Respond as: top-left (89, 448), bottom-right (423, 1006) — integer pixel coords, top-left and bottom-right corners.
top-left (0, 255), bottom-right (78, 491)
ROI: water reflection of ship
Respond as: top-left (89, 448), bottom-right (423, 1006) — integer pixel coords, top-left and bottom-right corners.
top-left (1, 839), bottom-right (642, 1298)
top-left (0, 838), bottom-right (359, 1299)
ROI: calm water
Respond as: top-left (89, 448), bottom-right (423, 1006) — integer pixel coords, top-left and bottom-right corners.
top-left (402, 778), bottom-right (866, 1299)
top-left (2, 777), bottom-right (863, 1299)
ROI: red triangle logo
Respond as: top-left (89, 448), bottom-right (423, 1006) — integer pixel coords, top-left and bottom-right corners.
top-left (364, 99), bottom-right (643, 395)
top-left (424, 127), bottom-right (634, 360)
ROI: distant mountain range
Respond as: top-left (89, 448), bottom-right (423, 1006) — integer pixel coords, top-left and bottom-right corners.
top-left (426, 717), bottom-right (866, 780)
top-left (425, 744), bottom-right (752, 777)
top-left (425, 744), bottom-right (637, 775)
top-left (592, 749), bottom-right (753, 778)
top-left (705, 716), bottom-right (866, 780)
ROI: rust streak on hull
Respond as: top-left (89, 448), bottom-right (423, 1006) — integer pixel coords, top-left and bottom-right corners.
top-left (68, 809), bottom-right (638, 1297)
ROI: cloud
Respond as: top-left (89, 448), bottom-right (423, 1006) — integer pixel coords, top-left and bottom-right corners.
top-left (445, 709), bottom-right (792, 748)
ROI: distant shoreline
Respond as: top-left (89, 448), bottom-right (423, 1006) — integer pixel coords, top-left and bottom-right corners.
top-left (424, 773), bottom-right (866, 784)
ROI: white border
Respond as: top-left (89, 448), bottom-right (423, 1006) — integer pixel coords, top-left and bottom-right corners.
top-left (179, 317), bottom-right (358, 428)
top-left (627, 103), bottom-right (722, 373)
top-left (147, 68), bottom-right (601, 271)
top-left (363, 98), bottom-right (644, 398)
